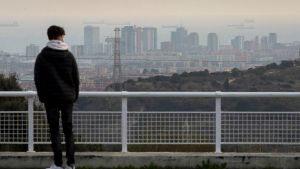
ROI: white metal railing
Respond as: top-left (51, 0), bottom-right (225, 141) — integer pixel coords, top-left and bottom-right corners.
top-left (0, 91), bottom-right (300, 153)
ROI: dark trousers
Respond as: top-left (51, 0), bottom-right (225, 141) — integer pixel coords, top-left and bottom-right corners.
top-left (45, 102), bottom-right (75, 166)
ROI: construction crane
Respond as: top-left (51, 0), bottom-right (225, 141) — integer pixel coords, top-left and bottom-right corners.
top-left (161, 25), bottom-right (180, 29)
top-left (83, 21), bottom-right (130, 26)
top-left (0, 22), bottom-right (19, 27)
top-left (227, 19), bottom-right (255, 30)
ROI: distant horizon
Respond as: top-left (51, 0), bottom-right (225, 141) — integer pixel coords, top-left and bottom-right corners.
top-left (1, 19), bottom-right (300, 54)
top-left (1, 0), bottom-right (300, 53)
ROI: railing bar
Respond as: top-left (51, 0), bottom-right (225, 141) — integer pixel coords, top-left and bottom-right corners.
top-left (1, 91), bottom-right (300, 98)
top-left (222, 111), bottom-right (300, 114)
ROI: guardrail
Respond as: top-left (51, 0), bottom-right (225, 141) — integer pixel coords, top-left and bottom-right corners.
top-left (0, 91), bottom-right (300, 153)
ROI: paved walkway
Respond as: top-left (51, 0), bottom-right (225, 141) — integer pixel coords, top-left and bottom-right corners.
top-left (0, 152), bottom-right (300, 169)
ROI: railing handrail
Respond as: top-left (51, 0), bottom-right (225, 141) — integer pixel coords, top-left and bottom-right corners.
top-left (1, 91), bottom-right (300, 98)
top-left (1, 90), bottom-right (300, 153)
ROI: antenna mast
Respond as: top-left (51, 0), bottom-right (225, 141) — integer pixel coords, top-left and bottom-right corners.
top-left (113, 28), bottom-right (122, 84)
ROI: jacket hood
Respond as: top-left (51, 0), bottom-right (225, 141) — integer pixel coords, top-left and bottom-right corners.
top-left (47, 40), bottom-right (69, 50)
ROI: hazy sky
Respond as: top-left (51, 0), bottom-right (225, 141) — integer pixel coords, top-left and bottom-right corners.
top-left (1, 0), bottom-right (300, 18)
top-left (1, 0), bottom-right (300, 53)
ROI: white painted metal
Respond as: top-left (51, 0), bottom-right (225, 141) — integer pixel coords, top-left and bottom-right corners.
top-left (1, 91), bottom-right (300, 153)
top-left (1, 91), bottom-right (300, 98)
top-left (121, 96), bottom-right (128, 152)
top-left (27, 97), bottom-right (35, 152)
top-left (215, 97), bottom-right (222, 153)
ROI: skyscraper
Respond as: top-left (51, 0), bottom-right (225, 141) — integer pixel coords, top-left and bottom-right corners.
top-left (142, 27), bottom-right (157, 52)
top-left (104, 37), bottom-right (115, 56)
top-left (261, 36), bottom-right (269, 50)
top-left (121, 26), bottom-right (136, 55)
top-left (171, 27), bottom-right (188, 52)
top-left (254, 36), bottom-right (260, 50)
top-left (186, 32), bottom-right (199, 48)
top-left (26, 44), bottom-right (40, 57)
top-left (244, 40), bottom-right (254, 51)
top-left (71, 45), bottom-right (84, 57)
top-left (231, 36), bottom-right (244, 50)
top-left (135, 27), bottom-right (143, 54)
top-left (160, 41), bottom-right (173, 52)
top-left (269, 33), bottom-right (277, 49)
top-left (84, 25), bottom-right (100, 56)
top-left (207, 33), bottom-right (219, 52)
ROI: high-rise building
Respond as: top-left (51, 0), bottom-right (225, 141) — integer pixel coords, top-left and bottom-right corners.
top-left (142, 27), bottom-right (157, 52)
top-left (186, 32), bottom-right (199, 48)
top-left (244, 40), bottom-right (254, 51)
top-left (71, 45), bottom-right (84, 57)
top-left (26, 44), bottom-right (40, 57)
top-left (171, 27), bottom-right (188, 52)
top-left (96, 43), bottom-right (104, 55)
top-left (160, 41), bottom-right (173, 52)
top-left (121, 26), bottom-right (136, 55)
top-left (207, 33), bottom-right (219, 52)
top-left (231, 36), bottom-right (244, 50)
top-left (84, 25), bottom-right (100, 56)
top-left (135, 27), bottom-right (143, 54)
top-left (269, 33), bottom-right (277, 49)
top-left (104, 37), bottom-right (114, 56)
top-left (261, 36), bottom-right (269, 50)
top-left (254, 36), bottom-right (260, 50)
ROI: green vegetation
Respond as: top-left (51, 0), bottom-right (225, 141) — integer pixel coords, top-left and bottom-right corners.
top-left (0, 73), bottom-right (27, 151)
top-left (0, 73), bottom-right (26, 110)
top-left (76, 60), bottom-right (300, 111)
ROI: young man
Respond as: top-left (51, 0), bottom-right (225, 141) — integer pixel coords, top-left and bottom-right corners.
top-left (34, 25), bottom-right (79, 169)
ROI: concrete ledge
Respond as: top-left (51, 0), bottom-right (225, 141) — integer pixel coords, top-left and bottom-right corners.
top-left (0, 152), bottom-right (300, 169)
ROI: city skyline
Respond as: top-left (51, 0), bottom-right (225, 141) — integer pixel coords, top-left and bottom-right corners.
top-left (1, 0), bottom-right (300, 53)
top-left (1, 17), bottom-right (300, 53)
top-left (1, 24), bottom-right (286, 56)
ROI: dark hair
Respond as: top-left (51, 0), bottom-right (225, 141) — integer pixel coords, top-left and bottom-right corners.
top-left (47, 25), bottom-right (65, 40)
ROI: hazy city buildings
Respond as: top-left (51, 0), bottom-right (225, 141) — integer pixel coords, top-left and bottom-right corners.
top-left (121, 26), bottom-right (136, 55)
top-left (207, 33), bottom-right (219, 52)
top-left (254, 36), bottom-right (260, 50)
top-left (171, 27), bottom-right (188, 52)
top-left (121, 26), bottom-right (158, 55)
top-left (160, 41), bottom-right (173, 52)
top-left (4, 25), bottom-right (294, 92)
top-left (104, 37), bottom-right (115, 56)
top-left (84, 25), bottom-right (101, 56)
top-left (242, 36), bottom-right (259, 51)
top-left (231, 36), bottom-right (245, 51)
top-left (162, 27), bottom-right (199, 53)
top-left (135, 27), bottom-right (143, 54)
top-left (142, 27), bottom-right (157, 52)
top-left (244, 40), bottom-right (254, 51)
top-left (186, 32), bottom-right (199, 49)
top-left (269, 33), bottom-right (278, 49)
top-left (26, 44), bottom-right (40, 57)
top-left (261, 36), bottom-right (269, 50)
top-left (71, 45), bottom-right (84, 57)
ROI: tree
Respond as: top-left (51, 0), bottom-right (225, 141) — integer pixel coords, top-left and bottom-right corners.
top-left (223, 78), bottom-right (230, 90)
top-left (0, 73), bottom-right (26, 111)
top-left (0, 73), bottom-right (27, 151)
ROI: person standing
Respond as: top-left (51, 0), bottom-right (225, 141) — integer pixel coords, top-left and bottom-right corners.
top-left (34, 25), bottom-right (79, 169)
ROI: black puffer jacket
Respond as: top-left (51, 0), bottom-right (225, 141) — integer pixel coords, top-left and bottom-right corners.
top-left (34, 47), bottom-right (80, 103)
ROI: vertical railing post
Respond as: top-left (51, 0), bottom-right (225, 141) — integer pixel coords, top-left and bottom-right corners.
top-left (121, 91), bottom-right (128, 152)
top-left (27, 94), bottom-right (35, 152)
top-left (215, 91), bottom-right (222, 153)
